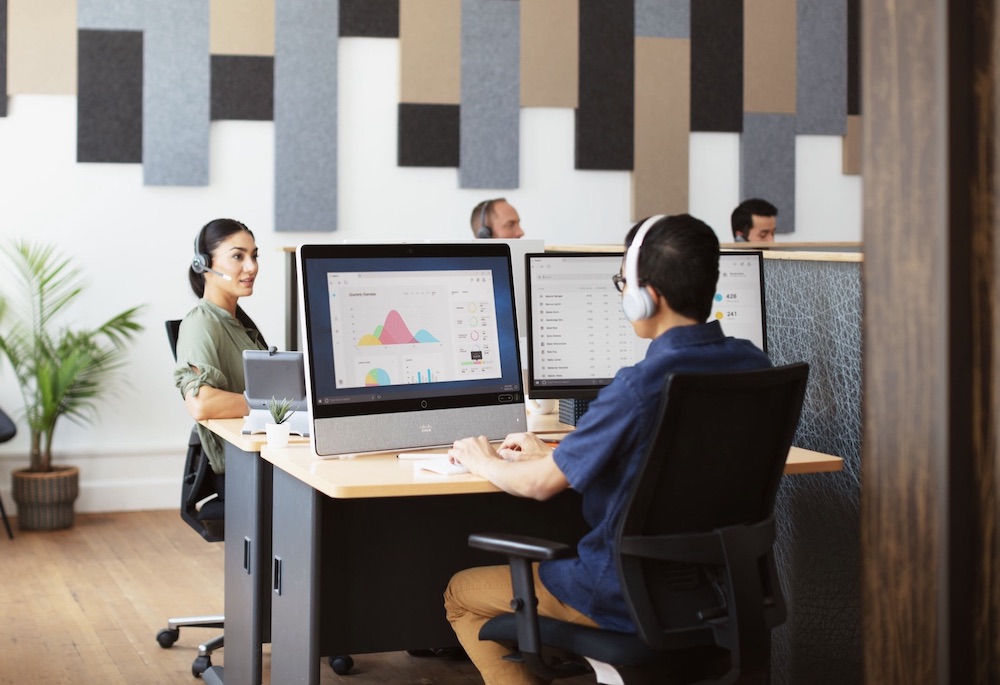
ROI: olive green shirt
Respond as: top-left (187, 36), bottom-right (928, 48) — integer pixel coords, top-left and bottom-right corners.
top-left (173, 299), bottom-right (267, 473)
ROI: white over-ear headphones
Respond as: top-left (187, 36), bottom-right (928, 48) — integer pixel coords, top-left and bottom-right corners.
top-left (621, 214), bottom-right (665, 322)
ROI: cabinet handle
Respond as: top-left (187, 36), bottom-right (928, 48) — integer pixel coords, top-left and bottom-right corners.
top-left (273, 556), bottom-right (282, 596)
top-left (243, 537), bottom-right (252, 574)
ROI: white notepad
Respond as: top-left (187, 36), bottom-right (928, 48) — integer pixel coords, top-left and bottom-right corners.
top-left (417, 458), bottom-right (469, 476)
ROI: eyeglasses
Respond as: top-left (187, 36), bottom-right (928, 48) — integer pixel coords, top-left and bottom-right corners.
top-left (612, 274), bottom-right (626, 293)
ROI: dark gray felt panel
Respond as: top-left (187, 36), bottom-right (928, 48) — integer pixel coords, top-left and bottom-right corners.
top-left (77, 29), bottom-right (143, 164)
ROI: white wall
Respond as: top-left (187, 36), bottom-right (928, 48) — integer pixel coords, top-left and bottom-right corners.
top-left (0, 38), bottom-right (862, 513)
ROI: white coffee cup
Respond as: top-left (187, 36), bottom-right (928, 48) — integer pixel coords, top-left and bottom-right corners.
top-left (526, 398), bottom-right (557, 415)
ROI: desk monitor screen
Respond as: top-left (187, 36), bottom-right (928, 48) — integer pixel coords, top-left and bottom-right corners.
top-left (526, 251), bottom-right (767, 400)
top-left (429, 238), bottom-right (543, 341)
top-left (298, 242), bottom-right (527, 456)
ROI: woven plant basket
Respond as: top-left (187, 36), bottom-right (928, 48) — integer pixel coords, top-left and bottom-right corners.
top-left (12, 465), bottom-right (80, 531)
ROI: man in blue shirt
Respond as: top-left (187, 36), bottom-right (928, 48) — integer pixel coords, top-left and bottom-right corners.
top-left (445, 213), bottom-right (771, 685)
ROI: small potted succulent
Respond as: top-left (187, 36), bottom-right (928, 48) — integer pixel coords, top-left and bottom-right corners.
top-left (265, 396), bottom-right (295, 448)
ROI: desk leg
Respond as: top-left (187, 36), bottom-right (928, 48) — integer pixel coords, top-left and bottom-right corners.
top-left (270, 467), bottom-right (320, 685)
top-left (222, 444), bottom-right (271, 685)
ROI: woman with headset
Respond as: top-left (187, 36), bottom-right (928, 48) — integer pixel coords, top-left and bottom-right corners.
top-left (173, 218), bottom-right (268, 474)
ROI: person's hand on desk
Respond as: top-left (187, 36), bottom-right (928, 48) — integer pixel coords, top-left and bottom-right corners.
top-left (496, 432), bottom-right (553, 462)
top-left (448, 435), bottom-right (568, 501)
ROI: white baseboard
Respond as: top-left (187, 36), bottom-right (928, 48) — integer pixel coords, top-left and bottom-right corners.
top-left (0, 448), bottom-right (184, 514)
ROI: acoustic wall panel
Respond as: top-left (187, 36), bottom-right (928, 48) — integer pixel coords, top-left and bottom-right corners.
top-left (690, 0), bottom-right (741, 132)
top-left (142, 3), bottom-right (210, 186)
top-left (576, 0), bottom-right (634, 170)
top-left (796, 0), bottom-right (846, 134)
top-left (632, 37), bottom-right (689, 219)
top-left (635, 0), bottom-right (689, 39)
top-left (843, 114), bottom-right (861, 176)
top-left (399, 0), bottom-right (460, 105)
top-left (459, 0), bottom-right (519, 189)
top-left (211, 0), bottom-right (275, 56)
top-left (398, 103), bottom-right (459, 167)
top-left (8, 0), bottom-right (77, 94)
top-left (741, 113), bottom-right (796, 234)
top-left (520, 0), bottom-right (577, 107)
top-left (744, 0), bottom-right (795, 115)
top-left (77, 0), bottom-right (142, 29)
top-left (847, 0), bottom-right (860, 115)
top-left (211, 55), bottom-right (274, 121)
top-left (275, 0), bottom-right (338, 232)
top-left (1, 0), bottom-right (7, 116)
top-left (340, 0), bottom-right (398, 38)
top-left (77, 29), bottom-right (142, 163)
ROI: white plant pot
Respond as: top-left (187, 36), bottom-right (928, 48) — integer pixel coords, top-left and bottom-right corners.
top-left (265, 422), bottom-right (291, 449)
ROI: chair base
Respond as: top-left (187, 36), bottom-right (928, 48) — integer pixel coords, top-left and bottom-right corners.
top-left (156, 614), bottom-right (224, 678)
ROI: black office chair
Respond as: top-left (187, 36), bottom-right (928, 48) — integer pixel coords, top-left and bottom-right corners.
top-left (0, 407), bottom-right (17, 540)
top-left (156, 319), bottom-right (226, 678)
top-left (469, 362), bottom-right (809, 685)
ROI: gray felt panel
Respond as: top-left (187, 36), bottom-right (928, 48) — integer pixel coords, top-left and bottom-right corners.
top-left (275, 0), bottom-right (338, 232)
top-left (459, 0), bottom-right (519, 189)
top-left (77, 29), bottom-right (143, 163)
top-left (77, 0), bottom-right (144, 30)
top-left (796, 0), bottom-right (846, 134)
top-left (635, 0), bottom-right (689, 39)
top-left (741, 113), bottom-right (796, 234)
top-left (143, 4), bottom-right (210, 185)
top-left (1, 0), bottom-right (7, 117)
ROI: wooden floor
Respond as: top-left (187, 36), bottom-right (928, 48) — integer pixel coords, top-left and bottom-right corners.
top-left (0, 510), bottom-right (595, 684)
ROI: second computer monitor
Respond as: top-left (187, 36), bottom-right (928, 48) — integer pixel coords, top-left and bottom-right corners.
top-left (525, 251), bottom-right (767, 400)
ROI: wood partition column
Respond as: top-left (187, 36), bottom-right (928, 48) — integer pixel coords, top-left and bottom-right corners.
top-left (862, 0), bottom-right (1000, 682)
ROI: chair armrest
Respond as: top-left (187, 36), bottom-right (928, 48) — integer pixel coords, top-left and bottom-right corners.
top-left (469, 532), bottom-right (584, 680)
top-left (468, 532), bottom-right (575, 561)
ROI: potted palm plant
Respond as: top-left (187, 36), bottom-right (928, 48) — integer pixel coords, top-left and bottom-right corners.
top-left (0, 240), bottom-right (144, 530)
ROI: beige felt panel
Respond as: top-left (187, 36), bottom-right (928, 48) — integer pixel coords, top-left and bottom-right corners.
top-left (843, 114), bottom-right (862, 176)
top-left (521, 0), bottom-right (578, 107)
top-left (400, 0), bottom-right (461, 105)
top-left (744, 0), bottom-right (796, 114)
top-left (211, 0), bottom-right (275, 56)
top-left (8, 0), bottom-right (77, 94)
top-left (632, 37), bottom-right (690, 220)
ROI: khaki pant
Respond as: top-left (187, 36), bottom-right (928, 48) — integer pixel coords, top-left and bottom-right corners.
top-left (444, 564), bottom-right (600, 685)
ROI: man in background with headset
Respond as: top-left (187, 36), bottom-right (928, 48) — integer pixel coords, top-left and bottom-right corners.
top-left (470, 197), bottom-right (525, 239)
top-left (444, 214), bottom-right (771, 685)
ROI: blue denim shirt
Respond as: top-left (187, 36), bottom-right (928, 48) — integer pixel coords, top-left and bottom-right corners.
top-left (540, 320), bottom-right (771, 632)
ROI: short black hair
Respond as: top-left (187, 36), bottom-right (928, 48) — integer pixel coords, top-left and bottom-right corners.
top-left (624, 214), bottom-right (720, 321)
top-left (731, 198), bottom-right (778, 240)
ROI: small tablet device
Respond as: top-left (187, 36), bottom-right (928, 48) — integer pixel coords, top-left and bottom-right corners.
top-left (242, 349), bottom-right (310, 436)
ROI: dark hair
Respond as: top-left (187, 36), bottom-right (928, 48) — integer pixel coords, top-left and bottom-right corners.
top-left (625, 214), bottom-right (720, 321)
top-left (189, 218), bottom-right (266, 343)
top-left (470, 197), bottom-right (506, 235)
top-left (731, 198), bottom-right (778, 240)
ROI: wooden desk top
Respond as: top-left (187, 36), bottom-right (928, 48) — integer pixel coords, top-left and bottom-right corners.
top-left (205, 417), bottom-right (843, 500)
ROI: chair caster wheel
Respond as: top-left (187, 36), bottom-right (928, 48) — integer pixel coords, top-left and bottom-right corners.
top-left (329, 654), bottom-right (354, 675)
top-left (156, 628), bottom-right (179, 648)
top-left (192, 655), bottom-right (212, 678)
